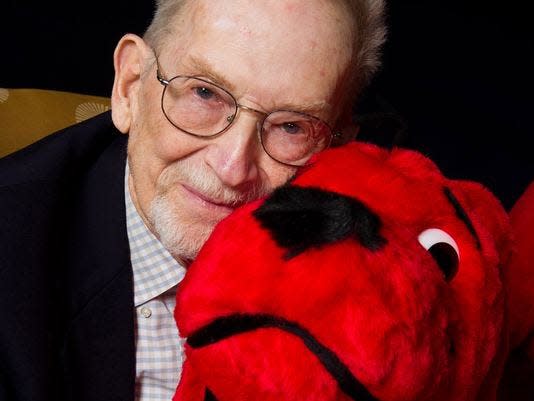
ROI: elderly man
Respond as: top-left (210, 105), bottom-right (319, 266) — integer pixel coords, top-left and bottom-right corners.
top-left (0, 1), bottom-right (386, 400)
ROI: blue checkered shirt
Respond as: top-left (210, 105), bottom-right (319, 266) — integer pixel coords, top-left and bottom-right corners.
top-left (125, 164), bottom-right (186, 401)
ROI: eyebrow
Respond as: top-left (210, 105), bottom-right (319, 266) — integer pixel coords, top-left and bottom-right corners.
top-left (184, 55), bottom-right (332, 117)
top-left (186, 56), bottom-right (236, 92)
top-left (443, 187), bottom-right (481, 250)
top-left (275, 100), bottom-right (331, 117)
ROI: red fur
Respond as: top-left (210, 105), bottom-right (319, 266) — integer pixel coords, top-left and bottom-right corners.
top-left (506, 182), bottom-right (534, 349)
top-left (173, 142), bottom-right (512, 401)
top-left (497, 182), bottom-right (534, 400)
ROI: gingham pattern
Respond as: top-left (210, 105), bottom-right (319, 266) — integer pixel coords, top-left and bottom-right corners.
top-left (125, 164), bottom-right (186, 401)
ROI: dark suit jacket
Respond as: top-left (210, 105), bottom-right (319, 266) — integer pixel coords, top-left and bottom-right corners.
top-left (0, 111), bottom-right (135, 401)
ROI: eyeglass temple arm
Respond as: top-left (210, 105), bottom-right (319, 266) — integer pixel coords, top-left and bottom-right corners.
top-left (156, 69), bottom-right (169, 86)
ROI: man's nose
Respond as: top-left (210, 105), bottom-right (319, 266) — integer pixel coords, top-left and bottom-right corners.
top-left (204, 113), bottom-right (261, 188)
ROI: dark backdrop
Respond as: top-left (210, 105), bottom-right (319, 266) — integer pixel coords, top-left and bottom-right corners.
top-left (1, 0), bottom-right (532, 209)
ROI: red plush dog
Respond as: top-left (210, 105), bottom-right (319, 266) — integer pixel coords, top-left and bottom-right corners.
top-left (173, 142), bottom-right (513, 401)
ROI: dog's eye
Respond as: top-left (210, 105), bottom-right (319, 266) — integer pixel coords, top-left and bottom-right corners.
top-left (418, 228), bottom-right (459, 281)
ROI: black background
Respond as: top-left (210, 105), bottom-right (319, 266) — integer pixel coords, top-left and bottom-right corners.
top-left (1, 0), bottom-right (532, 209)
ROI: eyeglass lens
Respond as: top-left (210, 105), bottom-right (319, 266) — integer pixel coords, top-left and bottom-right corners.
top-left (161, 76), bottom-right (331, 165)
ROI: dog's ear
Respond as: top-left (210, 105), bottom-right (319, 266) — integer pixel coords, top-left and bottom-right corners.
top-left (253, 186), bottom-right (386, 259)
top-left (446, 181), bottom-right (512, 257)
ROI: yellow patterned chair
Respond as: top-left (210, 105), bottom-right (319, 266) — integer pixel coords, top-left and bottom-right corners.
top-left (0, 88), bottom-right (111, 158)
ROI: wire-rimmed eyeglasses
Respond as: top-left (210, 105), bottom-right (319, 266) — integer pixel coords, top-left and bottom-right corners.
top-left (154, 56), bottom-right (341, 167)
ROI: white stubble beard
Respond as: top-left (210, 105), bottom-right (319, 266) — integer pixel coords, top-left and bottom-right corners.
top-left (148, 159), bottom-right (271, 263)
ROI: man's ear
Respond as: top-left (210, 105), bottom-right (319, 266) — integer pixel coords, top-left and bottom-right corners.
top-left (111, 34), bottom-right (151, 134)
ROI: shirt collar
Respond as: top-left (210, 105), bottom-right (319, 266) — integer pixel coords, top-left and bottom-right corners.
top-left (125, 162), bottom-right (186, 306)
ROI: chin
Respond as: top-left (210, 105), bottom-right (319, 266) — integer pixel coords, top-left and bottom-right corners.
top-left (149, 193), bottom-right (219, 263)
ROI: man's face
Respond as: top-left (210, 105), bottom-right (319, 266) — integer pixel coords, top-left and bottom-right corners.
top-left (125, 0), bottom-right (353, 263)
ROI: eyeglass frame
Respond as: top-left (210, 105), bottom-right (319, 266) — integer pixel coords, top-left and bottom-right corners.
top-left (153, 54), bottom-right (342, 167)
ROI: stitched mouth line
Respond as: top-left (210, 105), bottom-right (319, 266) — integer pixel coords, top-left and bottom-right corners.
top-left (187, 313), bottom-right (380, 401)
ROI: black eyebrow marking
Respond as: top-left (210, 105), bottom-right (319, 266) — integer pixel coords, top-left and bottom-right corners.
top-left (253, 186), bottom-right (387, 259)
top-left (204, 388), bottom-right (218, 401)
top-left (443, 187), bottom-right (481, 250)
top-left (188, 313), bottom-right (380, 401)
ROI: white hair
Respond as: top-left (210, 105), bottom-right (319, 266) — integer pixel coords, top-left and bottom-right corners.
top-left (346, 0), bottom-right (388, 92)
top-left (149, 193), bottom-right (209, 262)
top-left (143, 0), bottom-right (387, 95)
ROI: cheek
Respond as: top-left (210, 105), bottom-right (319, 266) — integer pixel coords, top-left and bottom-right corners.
top-left (127, 97), bottom-right (209, 218)
top-left (261, 162), bottom-right (297, 190)
top-left (129, 90), bottom-right (209, 168)
top-left (128, 128), bottom-right (209, 212)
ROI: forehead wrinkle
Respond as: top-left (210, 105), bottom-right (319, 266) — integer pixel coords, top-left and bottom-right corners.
top-left (182, 55), bottom-right (331, 118)
top-left (180, 55), bottom-right (332, 116)
top-left (170, 0), bottom-right (350, 119)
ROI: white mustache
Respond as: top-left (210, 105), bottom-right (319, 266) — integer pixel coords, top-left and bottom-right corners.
top-left (159, 160), bottom-right (271, 207)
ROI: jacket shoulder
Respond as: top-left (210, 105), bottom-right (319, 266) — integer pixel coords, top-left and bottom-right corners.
top-left (0, 111), bottom-right (123, 187)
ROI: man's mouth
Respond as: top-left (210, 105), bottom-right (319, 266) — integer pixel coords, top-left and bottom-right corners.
top-left (181, 184), bottom-right (240, 213)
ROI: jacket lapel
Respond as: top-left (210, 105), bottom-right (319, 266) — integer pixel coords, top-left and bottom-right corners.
top-left (62, 132), bottom-right (136, 401)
